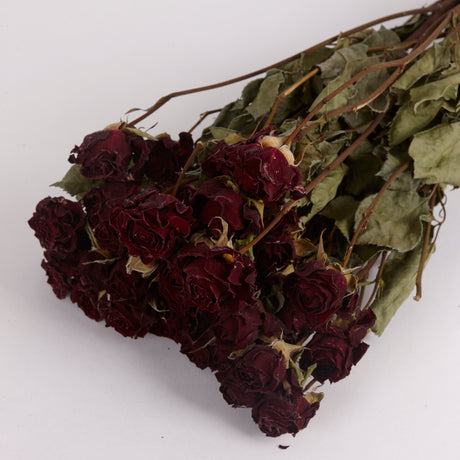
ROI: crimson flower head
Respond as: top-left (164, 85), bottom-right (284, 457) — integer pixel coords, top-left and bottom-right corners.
top-left (111, 188), bottom-right (193, 264)
top-left (203, 137), bottom-right (305, 207)
top-left (28, 196), bottom-right (89, 257)
top-left (69, 129), bottom-right (149, 181)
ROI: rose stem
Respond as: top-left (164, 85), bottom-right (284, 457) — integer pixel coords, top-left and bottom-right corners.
top-left (362, 251), bottom-right (388, 311)
top-left (188, 108), bottom-right (222, 134)
top-left (414, 186), bottom-right (439, 301)
top-left (262, 68), bottom-right (320, 129)
top-left (304, 379), bottom-right (317, 392)
top-left (239, 110), bottom-right (387, 255)
top-left (342, 161), bottom-right (410, 268)
top-left (171, 142), bottom-right (204, 197)
top-left (125, 6), bottom-right (441, 128)
top-left (285, 8), bottom-right (456, 146)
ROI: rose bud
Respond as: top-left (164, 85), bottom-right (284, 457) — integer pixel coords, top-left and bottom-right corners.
top-left (28, 196), bottom-right (90, 258)
top-left (111, 188), bottom-right (193, 264)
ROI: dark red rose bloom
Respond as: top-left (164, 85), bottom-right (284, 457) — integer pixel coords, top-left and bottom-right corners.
top-left (69, 129), bottom-right (149, 181)
top-left (70, 254), bottom-right (113, 321)
top-left (262, 312), bottom-right (285, 339)
top-left (203, 139), bottom-right (305, 207)
top-left (192, 178), bottom-right (261, 238)
top-left (279, 261), bottom-right (348, 338)
top-left (97, 297), bottom-right (158, 338)
top-left (29, 196), bottom-right (90, 258)
top-left (336, 289), bottom-right (360, 320)
top-left (252, 394), bottom-right (319, 437)
top-left (218, 379), bottom-right (263, 408)
top-left (253, 228), bottom-right (296, 275)
top-left (160, 243), bottom-right (257, 313)
top-left (232, 345), bottom-right (287, 392)
top-left (41, 251), bottom-right (81, 299)
top-left (111, 189), bottom-right (193, 264)
top-left (280, 368), bottom-right (305, 401)
top-left (145, 132), bottom-right (194, 184)
top-left (300, 333), bottom-right (356, 384)
top-left (347, 309), bottom-right (376, 346)
top-left (213, 304), bottom-right (263, 351)
top-left (83, 182), bottom-right (140, 255)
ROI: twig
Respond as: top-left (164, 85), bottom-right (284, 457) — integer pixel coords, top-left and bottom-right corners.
top-left (362, 251), bottom-right (388, 311)
top-left (171, 143), bottom-right (204, 197)
top-left (263, 68), bottom-right (319, 128)
top-left (285, 8), bottom-right (455, 145)
top-left (414, 186), bottom-right (438, 301)
top-left (126, 6), bottom-right (441, 128)
top-left (304, 379), bottom-right (317, 392)
top-left (343, 161), bottom-right (410, 268)
top-left (188, 108), bottom-right (222, 134)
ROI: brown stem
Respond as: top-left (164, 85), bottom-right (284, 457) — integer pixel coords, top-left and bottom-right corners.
top-left (286, 8), bottom-right (455, 145)
top-left (126, 6), bottom-right (441, 128)
top-left (414, 186), bottom-right (438, 300)
top-left (343, 161), bottom-right (410, 268)
top-left (263, 68), bottom-right (319, 128)
top-left (304, 379), bottom-right (317, 392)
top-left (362, 251), bottom-right (388, 311)
top-left (239, 110), bottom-right (387, 255)
top-left (188, 108), bottom-right (222, 134)
top-left (171, 143), bottom-right (204, 197)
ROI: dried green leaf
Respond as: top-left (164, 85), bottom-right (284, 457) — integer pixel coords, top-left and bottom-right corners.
top-left (321, 195), bottom-right (359, 241)
top-left (318, 43), bottom-right (368, 81)
top-left (391, 40), bottom-right (452, 91)
top-left (51, 164), bottom-right (102, 198)
top-left (362, 26), bottom-right (401, 48)
top-left (246, 71), bottom-right (285, 119)
top-left (408, 122), bottom-right (460, 186)
top-left (354, 190), bottom-right (431, 252)
top-left (371, 236), bottom-right (434, 335)
top-left (388, 99), bottom-right (444, 146)
top-left (410, 72), bottom-right (460, 112)
top-left (304, 162), bottom-right (348, 222)
top-left (209, 126), bottom-right (238, 140)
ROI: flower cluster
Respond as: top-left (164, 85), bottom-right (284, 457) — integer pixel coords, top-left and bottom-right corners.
top-left (29, 127), bottom-right (376, 437)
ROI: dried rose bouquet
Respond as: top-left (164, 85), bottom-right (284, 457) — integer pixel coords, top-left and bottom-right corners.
top-left (29, 0), bottom-right (460, 437)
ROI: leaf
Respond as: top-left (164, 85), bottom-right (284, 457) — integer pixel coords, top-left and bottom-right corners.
top-left (321, 195), bottom-right (359, 241)
top-left (362, 26), bottom-right (401, 48)
top-left (391, 40), bottom-right (452, 92)
top-left (408, 122), bottom-right (460, 186)
top-left (246, 71), bottom-right (285, 119)
top-left (388, 99), bottom-right (444, 146)
top-left (209, 126), bottom-right (238, 140)
top-left (304, 162), bottom-right (348, 222)
top-left (354, 189), bottom-right (431, 252)
top-left (371, 237), bottom-right (434, 335)
top-left (410, 72), bottom-right (460, 113)
top-left (51, 164), bottom-right (102, 198)
top-left (318, 43), bottom-right (368, 81)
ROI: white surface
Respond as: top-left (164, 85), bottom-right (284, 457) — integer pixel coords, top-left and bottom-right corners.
top-left (2, 1), bottom-right (460, 459)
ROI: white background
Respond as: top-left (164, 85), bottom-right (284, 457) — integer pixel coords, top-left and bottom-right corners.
top-left (2, 0), bottom-right (460, 459)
